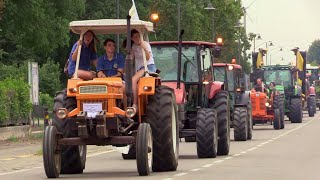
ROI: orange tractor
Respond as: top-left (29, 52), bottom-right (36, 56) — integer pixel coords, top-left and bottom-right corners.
top-left (43, 17), bottom-right (178, 178)
top-left (250, 91), bottom-right (283, 130)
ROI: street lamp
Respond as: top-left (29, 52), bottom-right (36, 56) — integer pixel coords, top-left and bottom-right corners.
top-left (251, 33), bottom-right (262, 52)
top-left (205, 2), bottom-right (216, 41)
top-left (265, 41), bottom-right (273, 65)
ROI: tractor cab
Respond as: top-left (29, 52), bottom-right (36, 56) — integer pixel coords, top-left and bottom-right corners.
top-left (151, 41), bottom-right (221, 111)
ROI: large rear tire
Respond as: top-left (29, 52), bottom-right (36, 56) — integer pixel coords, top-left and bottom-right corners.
top-left (43, 126), bottom-right (61, 178)
top-left (146, 86), bottom-right (178, 172)
top-left (136, 123), bottom-right (152, 176)
top-left (233, 107), bottom-right (248, 141)
top-left (196, 108), bottom-right (218, 158)
top-left (289, 98), bottom-right (303, 123)
top-left (273, 109), bottom-right (281, 130)
top-left (52, 90), bottom-right (87, 174)
top-left (211, 91), bottom-right (230, 156)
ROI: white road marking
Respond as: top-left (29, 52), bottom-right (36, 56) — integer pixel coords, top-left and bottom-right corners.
top-left (257, 144), bottom-right (264, 147)
top-left (0, 166), bottom-right (41, 176)
top-left (224, 157), bottom-right (233, 160)
top-left (0, 150), bottom-right (115, 176)
top-left (247, 147), bottom-right (257, 152)
top-left (174, 173), bottom-right (188, 177)
top-left (241, 151), bottom-right (247, 154)
top-left (162, 178), bottom-right (173, 180)
top-left (213, 160), bottom-right (224, 163)
top-left (189, 168), bottom-right (201, 172)
top-left (233, 153), bottom-right (241, 157)
top-left (202, 164), bottom-right (213, 168)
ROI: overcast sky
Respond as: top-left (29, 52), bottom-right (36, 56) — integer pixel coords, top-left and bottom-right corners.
top-left (242, 0), bottom-right (320, 65)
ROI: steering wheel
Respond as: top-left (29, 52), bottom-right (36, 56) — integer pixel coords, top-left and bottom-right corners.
top-left (96, 68), bottom-right (123, 78)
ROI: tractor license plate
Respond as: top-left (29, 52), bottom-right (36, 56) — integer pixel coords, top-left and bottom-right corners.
top-left (83, 103), bottom-right (102, 118)
top-left (256, 93), bottom-right (260, 97)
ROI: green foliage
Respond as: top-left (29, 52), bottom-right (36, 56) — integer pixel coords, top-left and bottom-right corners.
top-left (6, 135), bottom-right (19, 142)
top-left (39, 60), bottom-right (62, 97)
top-left (40, 93), bottom-right (53, 110)
top-left (307, 40), bottom-right (320, 64)
top-left (0, 78), bottom-right (32, 122)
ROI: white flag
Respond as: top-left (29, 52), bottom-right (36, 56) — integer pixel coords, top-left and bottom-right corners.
top-left (129, 0), bottom-right (139, 20)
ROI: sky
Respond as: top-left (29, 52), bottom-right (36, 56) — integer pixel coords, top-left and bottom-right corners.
top-left (241, 0), bottom-right (320, 65)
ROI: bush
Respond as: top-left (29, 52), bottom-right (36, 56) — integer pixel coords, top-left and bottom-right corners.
top-left (39, 59), bottom-right (62, 97)
top-left (40, 93), bottom-right (54, 110)
top-left (0, 78), bottom-right (32, 123)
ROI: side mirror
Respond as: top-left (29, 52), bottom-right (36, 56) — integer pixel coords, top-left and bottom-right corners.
top-left (200, 50), bottom-right (207, 60)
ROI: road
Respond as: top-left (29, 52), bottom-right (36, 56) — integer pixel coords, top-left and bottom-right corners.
top-left (0, 111), bottom-right (319, 180)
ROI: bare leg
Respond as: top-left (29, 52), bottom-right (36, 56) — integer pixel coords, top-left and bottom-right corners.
top-left (75, 70), bottom-right (96, 80)
top-left (132, 70), bottom-right (145, 107)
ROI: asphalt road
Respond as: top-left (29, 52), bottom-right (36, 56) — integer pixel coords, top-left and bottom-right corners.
top-left (1, 111), bottom-right (319, 180)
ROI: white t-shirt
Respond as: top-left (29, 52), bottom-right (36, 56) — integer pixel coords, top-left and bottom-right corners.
top-left (132, 41), bottom-right (155, 71)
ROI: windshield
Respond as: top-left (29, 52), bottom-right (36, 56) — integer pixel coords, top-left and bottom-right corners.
top-left (151, 45), bottom-right (199, 82)
top-left (264, 69), bottom-right (291, 87)
top-left (213, 66), bottom-right (225, 82)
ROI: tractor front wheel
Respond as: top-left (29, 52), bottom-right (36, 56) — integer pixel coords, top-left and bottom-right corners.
top-left (273, 109), bottom-right (281, 130)
top-left (196, 108), bottom-right (218, 158)
top-left (136, 123), bottom-right (153, 176)
top-left (43, 125), bottom-right (61, 178)
top-left (234, 107), bottom-right (248, 141)
top-left (290, 98), bottom-right (303, 123)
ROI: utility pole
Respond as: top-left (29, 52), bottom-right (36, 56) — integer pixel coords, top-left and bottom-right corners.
top-left (116, 0), bottom-right (120, 53)
top-left (177, 0), bottom-right (181, 40)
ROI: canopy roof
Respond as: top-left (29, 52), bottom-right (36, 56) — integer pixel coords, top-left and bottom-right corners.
top-left (69, 19), bottom-right (154, 35)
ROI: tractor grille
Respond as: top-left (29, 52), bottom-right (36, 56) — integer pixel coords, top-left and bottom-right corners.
top-left (79, 85), bottom-right (107, 94)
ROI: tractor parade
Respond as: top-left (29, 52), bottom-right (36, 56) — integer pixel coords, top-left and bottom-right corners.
top-left (0, 0), bottom-right (320, 180)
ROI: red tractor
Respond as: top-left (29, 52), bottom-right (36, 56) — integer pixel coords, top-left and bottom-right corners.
top-left (150, 31), bottom-right (230, 157)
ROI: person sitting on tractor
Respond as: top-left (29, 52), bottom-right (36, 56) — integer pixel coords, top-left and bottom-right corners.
top-left (131, 29), bottom-right (157, 112)
top-left (97, 38), bottom-right (125, 78)
top-left (252, 78), bottom-right (268, 93)
top-left (68, 30), bottom-right (98, 80)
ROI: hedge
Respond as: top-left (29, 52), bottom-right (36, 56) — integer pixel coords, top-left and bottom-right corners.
top-left (0, 78), bottom-right (32, 123)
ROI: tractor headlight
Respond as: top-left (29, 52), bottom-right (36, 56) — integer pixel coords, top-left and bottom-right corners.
top-left (125, 107), bottom-right (136, 118)
top-left (265, 102), bottom-right (270, 107)
top-left (56, 108), bottom-right (68, 119)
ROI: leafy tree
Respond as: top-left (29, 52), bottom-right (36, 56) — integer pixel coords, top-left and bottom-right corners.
top-left (307, 40), bottom-right (320, 64)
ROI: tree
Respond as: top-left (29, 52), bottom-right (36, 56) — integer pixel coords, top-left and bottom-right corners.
top-left (307, 40), bottom-right (320, 64)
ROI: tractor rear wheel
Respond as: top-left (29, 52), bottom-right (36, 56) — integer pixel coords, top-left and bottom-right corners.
top-left (290, 98), bottom-right (303, 123)
top-left (146, 86), bottom-right (178, 172)
top-left (196, 108), bottom-right (218, 158)
top-left (274, 94), bottom-right (285, 129)
top-left (43, 125), bottom-right (61, 178)
top-left (234, 107), bottom-right (248, 141)
top-left (52, 90), bottom-right (87, 174)
top-left (211, 91), bottom-right (230, 155)
top-left (273, 109), bottom-right (281, 130)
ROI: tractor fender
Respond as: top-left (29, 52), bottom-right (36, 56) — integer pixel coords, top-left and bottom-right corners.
top-left (309, 86), bottom-right (316, 96)
top-left (208, 81), bottom-right (224, 99)
top-left (234, 91), bottom-right (251, 107)
top-left (162, 82), bottom-right (186, 104)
